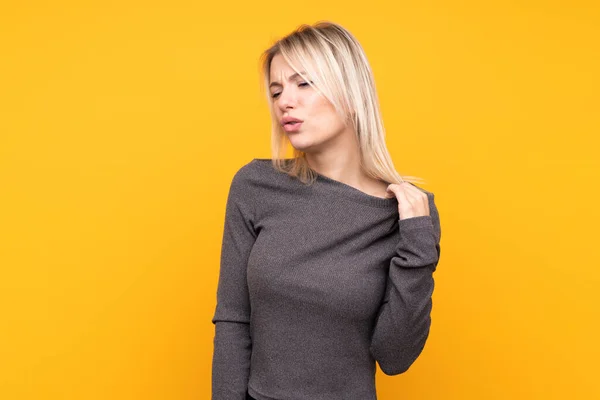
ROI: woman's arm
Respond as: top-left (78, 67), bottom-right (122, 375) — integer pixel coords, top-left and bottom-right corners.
top-left (369, 192), bottom-right (442, 375)
top-left (211, 167), bottom-right (257, 399)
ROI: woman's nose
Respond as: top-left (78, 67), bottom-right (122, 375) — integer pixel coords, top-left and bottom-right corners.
top-left (278, 88), bottom-right (297, 110)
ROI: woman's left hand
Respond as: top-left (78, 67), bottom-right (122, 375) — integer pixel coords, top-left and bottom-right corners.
top-left (386, 182), bottom-right (430, 221)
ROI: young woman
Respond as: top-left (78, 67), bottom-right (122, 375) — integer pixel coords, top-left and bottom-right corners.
top-left (211, 21), bottom-right (442, 400)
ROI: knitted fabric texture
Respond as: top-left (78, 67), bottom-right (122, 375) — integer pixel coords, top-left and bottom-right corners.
top-left (212, 158), bottom-right (442, 400)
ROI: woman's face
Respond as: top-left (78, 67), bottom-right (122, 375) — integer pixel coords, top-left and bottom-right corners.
top-left (269, 53), bottom-right (351, 154)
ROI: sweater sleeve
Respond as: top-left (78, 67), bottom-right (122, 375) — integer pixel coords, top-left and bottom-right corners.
top-left (211, 167), bottom-right (257, 399)
top-left (369, 191), bottom-right (442, 375)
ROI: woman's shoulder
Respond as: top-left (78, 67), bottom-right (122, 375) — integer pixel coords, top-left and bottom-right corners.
top-left (229, 158), bottom-right (285, 192)
top-left (233, 158), bottom-right (275, 180)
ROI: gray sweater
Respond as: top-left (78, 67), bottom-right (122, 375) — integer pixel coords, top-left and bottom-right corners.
top-left (211, 158), bottom-right (442, 400)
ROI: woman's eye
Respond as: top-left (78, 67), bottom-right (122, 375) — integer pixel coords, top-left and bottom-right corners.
top-left (271, 82), bottom-right (312, 99)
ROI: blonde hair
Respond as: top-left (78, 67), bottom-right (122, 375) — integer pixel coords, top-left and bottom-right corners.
top-left (258, 21), bottom-right (425, 186)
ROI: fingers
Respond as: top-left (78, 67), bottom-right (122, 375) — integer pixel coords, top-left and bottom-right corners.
top-left (387, 182), bottom-right (424, 198)
top-left (387, 182), bottom-right (410, 204)
top-left (404, 183), bottom-right (429, 215)
top-left (387, 182), bottom-right (430, 217)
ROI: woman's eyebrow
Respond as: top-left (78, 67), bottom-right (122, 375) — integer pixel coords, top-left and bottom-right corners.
top-left (269, 72), bottom-right (307, 88)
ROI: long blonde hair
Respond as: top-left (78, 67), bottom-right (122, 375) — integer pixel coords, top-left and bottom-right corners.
top-left (259, 21), bottom-right (425, 186)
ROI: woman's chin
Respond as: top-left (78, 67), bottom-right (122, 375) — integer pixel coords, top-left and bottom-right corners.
top-left (288, 137), bottom-right (314, 151)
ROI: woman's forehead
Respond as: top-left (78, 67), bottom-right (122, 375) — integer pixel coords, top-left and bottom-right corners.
top-left (269, 54), bottom-right (314, 81)
top-left (270, 55), bottom-right (295, 76)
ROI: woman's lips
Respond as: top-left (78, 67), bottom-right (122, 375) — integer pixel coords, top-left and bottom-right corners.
top-left (283, 121), bottom-right (303, 133)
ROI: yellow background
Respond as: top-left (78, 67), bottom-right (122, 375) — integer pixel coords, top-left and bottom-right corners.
top-left (1, 1), bottom-right (598, 399)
